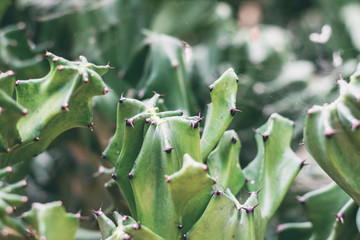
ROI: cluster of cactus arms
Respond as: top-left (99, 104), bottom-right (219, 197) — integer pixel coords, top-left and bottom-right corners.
top-left (0, 166), bottom-right (79, 239)
top-left (96, 68), bottom-right (303, 239)
top-left (304, 65), bottom-right (360, 205)
top-left (0, 53), bottom-right (110, 167)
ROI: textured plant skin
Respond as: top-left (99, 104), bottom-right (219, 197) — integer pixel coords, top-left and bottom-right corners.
top-left (304, 65), bottom-right (360, 205)
top-left (277, 182), bottom-right (360, 240)
top-left (99, 69), bottom-right (302, 240)
top-left (0, 53), bottom-right (109, 167)
top-left (22, 201), bottom-right (79, 240)
top-left (0, 167), bottom-right (31, 238)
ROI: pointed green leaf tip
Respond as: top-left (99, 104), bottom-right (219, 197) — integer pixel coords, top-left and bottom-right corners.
top-left (201, 68), bottom-right (239, 161)
top-left (0, 53), bottom-right (110, 166)
top-left (304, 65), bottom-right (360, 205)
top-left (244, 113), bottom-right (301, 230)
top-left (23, 201), bottom-right (79, 240)
top-left (167, 154), bottom-right (214, 218)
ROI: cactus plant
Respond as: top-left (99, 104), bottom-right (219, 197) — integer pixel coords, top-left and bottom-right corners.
top-left (97, 68), bottom-right (303, 239)
top-left (0, 53), bottom-right (109, 167)
top-left (304, 64), bottom-right (360, 205)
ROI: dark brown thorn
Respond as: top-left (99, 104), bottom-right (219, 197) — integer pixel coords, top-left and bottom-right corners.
top-left (324, 127), bottom-right (335, 139)
top-left (103, 87), bottom-right (109, 95)
top-left (119, 93), bottom-right (126, 103)
top-left (255, 187), bottom-right (263, 195)
top-left (125, 118), bottom-right (135, 127)
top-left (190, 120), bottom-right (199, 128)
top-left (165, 175), bottom-right (171, 183)
top-left (335, 212), bottom-right (344, 224)
top-left (88, 122), bottom-right (94, 131)
top-left (212, 189), bottom-right (223, 196)
top-left (25, 229), bottom-right (34, 239)
top-left (300, 159), bottom-right (309, 169)
top-left (177, 224), bottom-right (183, 230)
top-left (111, 173), bottom-right (117, 180)
top-left (164, 147), bottom-right (175, 153)
top-left (15, 80), bottom-right (20, 86)
top-left (90, 207), bottom-right (103, 217)
top-left (57, 65), bottom-right (64, 71)
top-left (22, 109), bottom-right (28, 115)
top-left (61, 103), bottom-right (69, 111)
top-left (6, 70), bottom-right (14, 76)
top-left (236, 77), bottom-right (239, 83)
top-left (231, 136), bottom-right (237, 144)
top-left (34, 137), bottom-right (40, 142)
top-left (242, 203), bottom-right (260, 214)
top-left (52, 56), bottom-right (59, 62)
top-left (203, 165), bottom-right (208, 172)
top-left (209, 85), bottom-right (214, 92)
top-left (127, 173), bottom-right (134, 179)
top-left (178, 110), bottom-right (184, 116)
top-left (230, 108), bottom-right (242, 116)
top-left (151, 121), bottom-right (155, 125)
top-left (132, 222), bottom-right (141, 230)
top-left (122, 215), bottom-right (129, 222)
top-left (351, 119), bottom-right (360, 131)
top-left (45, 51), bottom-right (52, 57)
top-left (296, 196), bottom-right (306, 204)
top-left (101, 152), bottom-right (105, 159)
top-left (182, 234), bottom-right (188, 240)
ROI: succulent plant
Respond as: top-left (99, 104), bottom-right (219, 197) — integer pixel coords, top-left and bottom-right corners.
top-left (0, 53), bottom-right (109, 167)
top-left (97, 68), bottom-right (303, 239)
top-left (304, 64), bottom-right (360, 205)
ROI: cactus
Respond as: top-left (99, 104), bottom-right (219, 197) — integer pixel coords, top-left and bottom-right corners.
top-left (97, 68), bottom-right (302, 239)
top-left (304, 64), bottom-right (360, 205)
top-left (0, 53), bottom-right (109, 167)
top-left (277, 182), bottom-right (360, 240)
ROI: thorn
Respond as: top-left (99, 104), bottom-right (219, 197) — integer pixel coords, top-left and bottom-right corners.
top-left (178, 110), bottom-right (184, 116)
top-left (123, 235), bottom-right (132, 240)
top-left (307, 108), bottom-right (315, 115)
top-left (5, 148), bottom-right (10, 153)
top-left (262, 133), bottom-right (269, 142)
top-left (61, 103), bottom-right (69, 111)
top-left (52, 56), bottom-right (59, 62)
top-left (22, 109), bottom-right (28, 115)
top-left (125, 118), bottom-right (135, 127)
top-left (255, 187), bottom-right (263, 195)
top-left (19, 139), bottom-right (23, 144)
top-left (276, 225), bottom-right (285, 233)
top-left (127, 173), bottom-right (134, 179)
top-left (101, 152), bottom-right (105, 159)
top-left (6, 166), bottom-right (13, 173)
top-left (164, 147), bottom-right (175, 153)
top-left (123, 215), bottom-right (129, 222)
top-left (119, 93), bottom-right (126, 103)
top-left (165, 175), bottom-right (171, 183)
top-left (83, 78), bottom-right (89, 83)
top-left (88, 122), bottom-right (94, 131)
top-left (182, 234), bottom-right (188, 240)
top-left (212, 189), bottom-right (223, 196)
top-left (177, 224), bottom-right (183, 229)
top-left (90, 204), bottom-right (103, 217)
top-left (230, 108), bottom-right (242, 116)
top-left (296, 196), bottom-right (306, 204)
top-left (145, 118), bottom-right (151, 123)
top-left (231, 136), bottom-right (237, 144)
top-left (132, 222), bottom-right (141, 230)
top-left (203, 165), bottom-right (208, 171)
top-left (190, 120), bottom-right (199, 128)
top-left (106, 62), bottom-right (115, 70)
top-left (300, 159), bottom-right (309, 169)
top-left (236, 77), bottom-right (239, 83)
top-left (56, 65), bottom-right (64, 71)
top-left (324, 127), bottom-right (336, 139)
top-left (76, 210), bottom-right (89, 221)
top-left (351, 119), bottom-right (360, 131)
top-left (335, 212), bottom-right (344, 224)
top-left (15, 80), bottom-right (20, 86)
top-left (34, 137), bottom-right (40, 142)
top-left (111, 173), bottom-right (117, 180)
top-left (299, 142), bottom-right (304, 146)
top-left (209, 85), bottom-right (214, 92)
top-left (171, 61), bottom-right (179, 68)
top-left (6, 70), bottom-right (15, 76)
top-left (103, 87), bottom-right (109, 95)
top-left (241, 203), bottom-right (260, 214)
top-left (152, 91), bottom-right (165, 97)
top-left (45, 51), bottom-right (52, 57)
